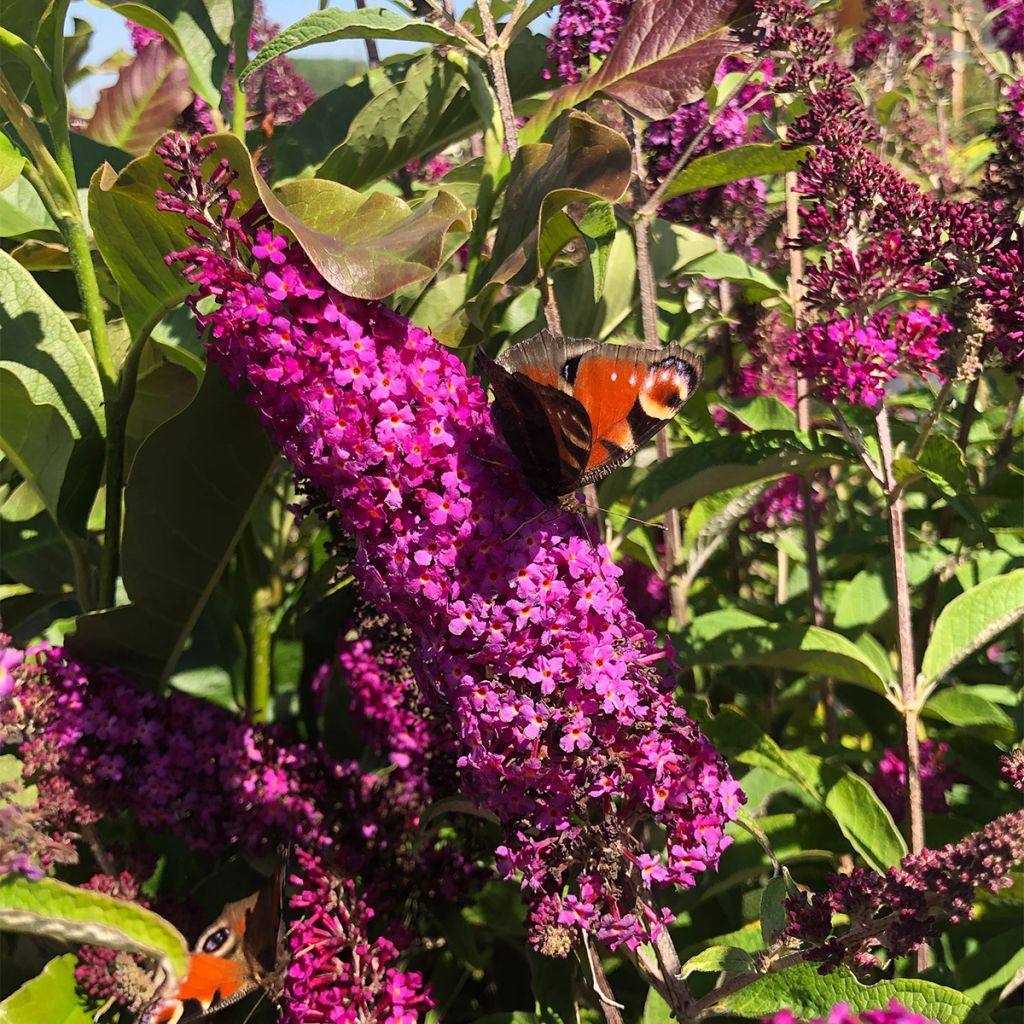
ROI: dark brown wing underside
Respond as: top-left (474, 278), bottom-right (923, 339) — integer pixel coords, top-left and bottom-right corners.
top-left (476, 350), bottom-right (592, 500)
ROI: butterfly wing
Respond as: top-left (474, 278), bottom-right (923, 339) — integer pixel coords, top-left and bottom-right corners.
top-left (139, 880), bottom-right (282, 1024)
top-left (476, 349), bottom-right (592, 501)
top-left (567, 344), bottom-right (704, 485)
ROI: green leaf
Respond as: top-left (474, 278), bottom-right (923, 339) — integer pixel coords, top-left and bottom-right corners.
top-left (632, 430), bottom-right (848, 524)
top-left (578, 200), bottom-right (616, 301)
top-left (923, 686), bottom-right (1014, 731)
top-left (473, 111), bottom-right (631, 315)
top-left (316, 37), bottom-right (546, 190)
top-left (678, 623), bottom-right (890, 693)
top-left (716, 395), bottom-right (797, 432)
top-left (270, 57), bottom-right (417, 182)
top-left (709, 709), bottom-right (906, 871)
top-left (681, 944), bottom-right (755, 978)
top-left (833, 552), bottom-right (940, 630)
top-left (959, 925), bottom-right (1024, 1005)
top-left (240, 7), bottom-right (464, 84)
top-left (684, 609), bottom-right (767, 644)
top-left (97, 0), bottom-right (232, 106)
top-left (0, 874), bottom-right (188, 984)
top-left (0, 133), bottom-right (26, 192)
top-left (641, 989), bottom-right (672, 1024)
top-left (0, 250), bottom-right (104, 441)
top-left (0, 250), bottom-right (105, 534)
top-left (0, 955), bottom-right (93, 1024)
top-left (0, 373), bottom-right (75, 525)
top-left (660, 143), bottom-right (812, 200)
top-left (522, 0), bottom-right (752, 141)
top-left (67, 364), bottom-right (276, 686)
top-left (530, 952), bottom-right (577, 1024)
top-left (317, 53), bottom-right (470, 189)
top-left (0, 176), bottom-right (58, 239)
top-left (85, 41), bottom-right (192, 156)
top-left (89, 149), bottom-right (243, 341)
top-left (821, 769), bottom-right (906, 871)
top-left (919, 569), bottom-right (1024, 690)
top-left (759, 874), bottom-right (789, 947)
top-left (717, 962), bottom-right (987, 1022)
top-left (677, 248), bottom-right (782, 297)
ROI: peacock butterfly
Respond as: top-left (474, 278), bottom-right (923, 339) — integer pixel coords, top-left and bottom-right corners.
top-left (139, 869), bottom-right (286, 1024)
top-left (476, 330), bottom-right (704, 512)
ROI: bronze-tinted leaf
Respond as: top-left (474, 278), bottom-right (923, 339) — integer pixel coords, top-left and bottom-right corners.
top-left (203, 134), bottom-right (472, 299)
top-left (86, 41), bottom-right (193, 156)
top-left (522, 0), bottom-right (753, 143)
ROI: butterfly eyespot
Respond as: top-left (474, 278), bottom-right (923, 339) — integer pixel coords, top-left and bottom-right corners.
top-left (200, 927), bottom-right (232, 954)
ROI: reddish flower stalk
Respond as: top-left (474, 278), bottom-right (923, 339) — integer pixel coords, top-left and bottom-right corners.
top-left (155, 133), bottom-right (743, 955)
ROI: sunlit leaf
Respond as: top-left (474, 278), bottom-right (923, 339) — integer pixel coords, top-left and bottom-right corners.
top-left (86, 41), bottom-right (193, 156)
top-left (240, 7), bottom-right (464, 85)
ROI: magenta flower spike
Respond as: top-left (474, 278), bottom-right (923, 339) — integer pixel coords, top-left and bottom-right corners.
top-left (155, 133), bottom-right (743, 952)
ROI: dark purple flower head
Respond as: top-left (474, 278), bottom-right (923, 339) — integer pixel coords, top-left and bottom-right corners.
top-left (784, 810), bottom-right (1024, 972)
top-left (642, 57), bottom-right (773, 250)
top-left (156, 133), bottom-right (743, 952)
top-left (1001, 748), bottom-right (1024, 790)
top-left (982, 79), bottom-right (1024, 217)
top-left (871, 740), bottom-right (957, 821)
top-left (546, 0), bottom-right (633, 83)
top-left (851, 1), bottom-right (936, 73)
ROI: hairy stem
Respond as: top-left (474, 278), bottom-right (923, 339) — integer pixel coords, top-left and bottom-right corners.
top-left (629, 118), bottom-right (687, 625)
top-left (476, 0), bottom-right (520, 159)
top-left (786, 173), bottom-right (835, 739)
top-left (875, 406), bottom-right (927, 907)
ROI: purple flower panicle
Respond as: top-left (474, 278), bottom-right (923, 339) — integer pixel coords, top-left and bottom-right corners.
top-left (283, 848), bottom-right (432, 1024)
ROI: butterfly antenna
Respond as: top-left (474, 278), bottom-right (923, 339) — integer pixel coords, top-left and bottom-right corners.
top-left (582, 504), bottom-right (666, 534)
top-left (240, 989), bottom-right (269, 1024)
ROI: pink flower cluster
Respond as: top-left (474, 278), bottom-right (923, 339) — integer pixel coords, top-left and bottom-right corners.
top-left (870, 740), bottom-right (956, 822)
top-left (765, 1003), bottom-right (937, 1024)
top-left (1000, 748), bottom-right (1024, 790)
top-left (643, 58), bottom-right (773, 249)
top-left (340, 625), bottom-right (458, 806)
top-left (158, 133), bottom-right (743, 952)
top-left (545, 0), bottom-right (633, 83)
top-left (985, 0), bottom-right (1024, 56)
top-left (284, 848), bottom-right (432, 1024)
top-left (851, 1), bottom-right (935, 72)
top-left (791, 310), bottom-right (948, 407)
top-left (745, 474), bottom-right (828, 534)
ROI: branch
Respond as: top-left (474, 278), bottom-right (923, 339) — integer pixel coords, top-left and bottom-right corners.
top-left (476, 0), bottom-right (520, 159)
top-left (628, 117), bottom-right (688, 626)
